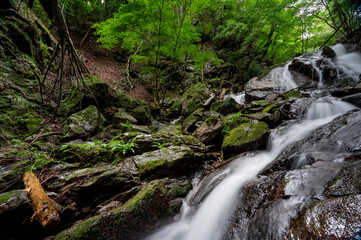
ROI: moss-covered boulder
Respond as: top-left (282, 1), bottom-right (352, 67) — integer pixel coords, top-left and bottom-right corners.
top-left (131, 105), bottom-right (152, 125)
top-left (223, 113), bottom-right (250, 131)
top-left (122, 146), bottom-right (202, 179)
top-left (113, 108), bottom-right (138, 127)
top-left (62, 105), bottom-right (105, 140)
top-left (54, 180), bottom-right (171, 240)
top-left (210, 97), bottom-right (239, 115)
top-left (192, 114), bottom-right (224, 145)
top-left (46, 164), bottom-right (138, 205)
top-left (182, 108), bottom-right (204, 134)
top-left (222, 121), bottom-right (270, 159)
top-left (169, 83), bottom-right (212, 117)
top-left (157, 124), bottom-right (182, 135)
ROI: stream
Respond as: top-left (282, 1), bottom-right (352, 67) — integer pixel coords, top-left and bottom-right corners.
top-left (146, 44), bottom-right (361, 240)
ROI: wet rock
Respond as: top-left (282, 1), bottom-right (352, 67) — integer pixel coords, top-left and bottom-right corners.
top-left (289, 58), bottom-right (315, 80)
top-left (123, 146), bottom-right (202, 179)
top-left (244, 77), bottom-right (275, 102)
top-left (192, 114), bottom-right (224, 145)
top-left (342, 92), bottom-right (361, 108)
top-left (262, 110), bottom-right (361, 174)
top-left (324, 160), bottom-right (361, 197)
top-left (222, 121), bottom-right (270, 159)
top-left (282, 161), bottom-right (342, 198)
top-left (289, 98), bottom-right (314, 119)
top-left (330, 87), bottom-right (361, 98)
top-left (54, 180), bottom-right (171, 240)
top-left (322, 46), bottom-right (336, 58)
top-left (62, 105), bottom-right (105, 140)
top-left (0, 189), bottom-right (29, 215)
top-left (46, 164), bottom-right (137, 205)
top-left (286, 194), bottom-right (361, 239)
top-left (225, 172), bottom-right (286, 239)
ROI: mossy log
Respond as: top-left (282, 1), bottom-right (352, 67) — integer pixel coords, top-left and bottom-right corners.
top-left (23, 172), bottom-right (60, 230)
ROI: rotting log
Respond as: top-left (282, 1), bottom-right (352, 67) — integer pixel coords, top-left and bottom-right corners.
top-left (23, 172), bottom-right (60, 230)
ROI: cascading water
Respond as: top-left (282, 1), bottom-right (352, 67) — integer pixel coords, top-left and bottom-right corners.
top-left (146, 98), bottom-right (357, 240)
top-left (269, 61), bottom-right (297, 93)
top-left (331, 43), bottom-right (361, 81)
top-left (224, 92), bottom-right (246, 105)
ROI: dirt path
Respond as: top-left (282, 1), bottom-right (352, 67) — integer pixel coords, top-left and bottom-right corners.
top-left (72, 33), bottom-right (153, 102)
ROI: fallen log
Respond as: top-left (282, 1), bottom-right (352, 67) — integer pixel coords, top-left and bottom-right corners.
top-left (23, 172), bottom-right (60, 230)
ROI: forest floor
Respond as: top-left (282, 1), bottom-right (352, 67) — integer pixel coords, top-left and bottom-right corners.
top-left (71, 32), bottom-right (153, 102)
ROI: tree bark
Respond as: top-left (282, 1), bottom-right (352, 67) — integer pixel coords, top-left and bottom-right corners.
top-left (23, 172), bottom-right (60, 230)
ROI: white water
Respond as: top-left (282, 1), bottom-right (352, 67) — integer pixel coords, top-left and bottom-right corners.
top-left (147, 98), bottom-right (357, 240)
top-left (331, 43), bottom-right (361, 81)
top-left (270, 61), bottom-right (298, 93)
top-left (224, 92), bottom-right (246, 105)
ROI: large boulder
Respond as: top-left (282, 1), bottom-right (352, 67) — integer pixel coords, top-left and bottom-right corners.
top-left (244, 77), bottom-right (275, 102)
top-left (222, 121), bottom-right (270, 159)
top-left (122, 146), bottom-right (202, 179)
top-left (62, 105), bottom-right (105, 140)
top-left (210, 97), bottom-right (239, 115)
top-left (45, 164), bottom-right (138, 205)
top-left (169, 83), bottom-right (212, 117)
top-left (192, 115), bottom-right (224, 145)
top-left (286, 194), bottom-right (361, 239)
top-left (54, 180), bottom-right (172, 240)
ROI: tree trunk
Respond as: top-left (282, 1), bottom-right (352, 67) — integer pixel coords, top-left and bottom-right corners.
top-left (23, 172), bottom-right (60, 230)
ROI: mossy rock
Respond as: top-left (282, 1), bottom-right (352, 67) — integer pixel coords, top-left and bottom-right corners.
top-left (157, 124), bottom-right (182, 135)
top-left (192, 114), bottom-right (224, 145)
top-left (222, 121), bottom-right (270, 159)
top-left (283, 90), bottom-right (302, 100)
top-left (182, 108), bottom-right (204, 134)
top-left (169, 83), bottom-right (211, 117)
top-left (131, 105), bottom-right (152, 125)
top-left (62, 105), bottom-right (105, 140)
top-left (54, 180), bottom-right (170, 240)
top-left (123, 146), bottom-right (202, 179)
top-left (223, 113), bottom-right (250, 131)
top-left (167, 180), bottom-right (192, 200)
top-left (210, 98), bottom-right (239, 115)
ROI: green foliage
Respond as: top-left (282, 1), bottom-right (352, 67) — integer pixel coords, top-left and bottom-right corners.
top-left (152, 142), bottom-right (165, 149)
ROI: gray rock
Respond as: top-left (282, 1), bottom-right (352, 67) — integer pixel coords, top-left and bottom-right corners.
top-left (63, 105), bottom-right (105, 139)
top-left (245, 77), bottom-right (275, 102)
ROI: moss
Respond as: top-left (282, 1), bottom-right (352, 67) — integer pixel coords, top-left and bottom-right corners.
top-left (223, 122), bottom-right (269, 147)
top-left (138, 160), bottom-right (167, 173)
top-left (222, 121), bottom-right (270, 159)
top-left (210, 101), bottom-right (223, 112)
top-left (283, 90), bottom-right (301, 100)
top-left (262, 101), bottom-right (281, 113)
top-left (167, 181), bottom-right (192, 199)
top-left (120, 180), bottom-right (166, 213)
top-left (0, 190), bottom-right (19, 204)
top-left (131, 105), bottom-right (151, 125)
top-left (223, 113), bottom-right (250, 130)
top-left (205, 114), bottom-right (220, 125)
top-left (54, 216), bottom-right (100, 240)
top-left (169, 100), bottom-right (181, 113)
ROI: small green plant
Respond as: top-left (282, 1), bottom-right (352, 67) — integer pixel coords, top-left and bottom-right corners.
top-left (152, 142), bottom-right (165, 149)
top-left (119, 121), bottom-right (133, 129)
top-left (107, 138), bottom-right (138, 164)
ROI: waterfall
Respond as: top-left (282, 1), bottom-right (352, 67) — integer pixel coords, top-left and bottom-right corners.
top-left (224, 92), bottom-right (246, 105)
top-left (146, 98), bottom-right (357, 240)
top-left (331, 43), bottom-right (361, 82)
top-left (269, 61), bottom-right (297, 93)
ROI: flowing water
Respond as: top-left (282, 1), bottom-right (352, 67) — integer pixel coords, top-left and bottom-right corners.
top-left (146, 44), bottom-right (360, 240)
top-left (147, 98), bottom-right (357, 240)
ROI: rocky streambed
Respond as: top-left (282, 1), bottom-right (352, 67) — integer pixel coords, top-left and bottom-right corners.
top-left (1, 6), bottom-right (361, 240)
